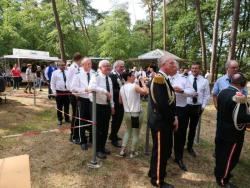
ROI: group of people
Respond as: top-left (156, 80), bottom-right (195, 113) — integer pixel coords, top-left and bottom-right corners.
top-left (50, 53), bottom-right (148, 159)
top-left (49, 52), bottom-right (249, 188)
top-left (148, 57), bottom-right (249, 188)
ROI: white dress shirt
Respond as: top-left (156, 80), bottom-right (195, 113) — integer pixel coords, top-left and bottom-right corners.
top-left (66, 62), bottom-right (80, 91)
top-left (187, 74), bottom-right (210, 109)
top-left (50, 69), bottom-right (68, 94)
top-left (169, 73), bottom-right (195, 107)
top-left (70, 69), bottom-right (95, 99)
top-left (88, 72), bottom-right (114, 107)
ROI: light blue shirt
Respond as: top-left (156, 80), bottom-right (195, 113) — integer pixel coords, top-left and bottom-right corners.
top-left (212, 74), bottom-right (248, 96)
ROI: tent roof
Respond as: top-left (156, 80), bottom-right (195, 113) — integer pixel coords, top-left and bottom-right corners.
top-left (2, 55), bottom-right (60, 62)
top-left (138, 49), bottom-right (183, 62)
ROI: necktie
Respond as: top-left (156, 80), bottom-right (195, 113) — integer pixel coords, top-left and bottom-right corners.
top-left (87, 72), bottom-right (90, 84)
top-left (106, 76), bottom-right (110, 104)
top-left (62, 70), bottom-right (67, 89)
top-left (193, 77), bottom-right (197, 103)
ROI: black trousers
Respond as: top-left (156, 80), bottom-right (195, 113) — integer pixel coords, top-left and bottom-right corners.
top-left (70, 95), bottom-right (78, 139)
top-left (149, 127), bottom-right (173, 186)
top-left (92, 103), bottom-right (111, 152)
top-left (214, 137), bottom-right (243, 186)
top-left (174, 106), bottom-right (189, 160)
top-left (186, 104), bottom-right (201, 150)
top-left (76, 97), bottom-right (91, 144)
top-left (109, 103), bottom-right (124, 141)
top-left (56, 90), bottom-right (70, 122)
top-left (13, 77), bottom-right (20, 89)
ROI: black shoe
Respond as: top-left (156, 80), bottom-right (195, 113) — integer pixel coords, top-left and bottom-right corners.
top-left (97, 152), bottom-right (107, 159)
top-left (103, 148), bottom-right (111, 155)
top-left (57, 121), bottom-right (62, 126)
top-left (111, 141), bottom-right (121, 148)
top-left (160, 182), bottom-right (174, 188)
top-left (174, 159), bottom-right (188, 171)
top-left (187, 148), bottom-right (197, 158)
top-left (81, 143), bottom-right (88, 151)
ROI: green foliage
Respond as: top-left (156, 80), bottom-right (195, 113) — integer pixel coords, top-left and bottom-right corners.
top-left (0, 0), bottom-right (249, 74)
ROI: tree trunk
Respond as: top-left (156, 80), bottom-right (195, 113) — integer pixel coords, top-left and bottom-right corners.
top-left (216, 31), bottom-right (224, 80)
top-left (210, 0), bottom-right (221, 83)
top-left (51, 0), bottom-right (66, 62)
top-left (149, 0), bottom-right (154, 50)
top-left (163, 0), bottom-right (166, 50)
top-left (228, 0), bottom-right (241, 60)
top-left (66, 0), bottom-right (77, 31)
top-left (195, 0), bottom-right (207, 72)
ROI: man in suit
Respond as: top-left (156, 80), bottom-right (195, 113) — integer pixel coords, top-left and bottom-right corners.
top-left (109, 60), bottom-right (125, 147)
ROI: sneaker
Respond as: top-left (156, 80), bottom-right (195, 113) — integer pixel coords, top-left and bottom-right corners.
top-left (129, 151), bottom-right (139, 158)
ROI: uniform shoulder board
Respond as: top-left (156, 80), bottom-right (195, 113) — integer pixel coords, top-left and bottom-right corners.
top-left (153, 74), bottom-right (165, 84)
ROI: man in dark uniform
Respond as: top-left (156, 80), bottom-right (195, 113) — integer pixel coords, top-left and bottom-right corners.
top-left (148, 56), bottom-right (178, 188)
top-left (215, 73), bottom-right (250, 188)
top-left (109, 60), bottom-right (125, 147)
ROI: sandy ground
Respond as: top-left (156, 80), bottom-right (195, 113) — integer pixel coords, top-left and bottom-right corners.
top-left (0, 87), bottom-right (249, 188)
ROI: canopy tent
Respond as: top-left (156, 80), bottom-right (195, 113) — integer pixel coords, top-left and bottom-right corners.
top-left (138, 49), bottom-right (184, 62)
top-left (2, 48), bottom-right (60, 62)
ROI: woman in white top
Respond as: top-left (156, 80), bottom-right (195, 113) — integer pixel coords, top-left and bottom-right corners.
top-left (119, 70), bottom-right (148, 158)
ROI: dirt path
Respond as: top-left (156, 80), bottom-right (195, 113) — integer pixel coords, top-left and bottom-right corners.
top-left (0, 87), bottom-right (249, 188)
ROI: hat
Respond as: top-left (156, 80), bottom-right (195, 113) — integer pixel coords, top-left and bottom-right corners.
top-left (27, 64), bottom-right (32, 66)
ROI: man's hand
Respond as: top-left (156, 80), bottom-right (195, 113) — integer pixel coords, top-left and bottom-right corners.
top-left (106, 92), bottom-right (112, 100)
top-left (173, 86), bottom-right (184, 93)
top-left (173, 117), bottom-right (178, 132)
top-left (200, 108), bottom-right (204, 115)
top-left (111, 107), bottom-right (115, 115)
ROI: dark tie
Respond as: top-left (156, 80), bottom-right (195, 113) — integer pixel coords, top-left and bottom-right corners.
top-left (62, 70), bottom-right (66, 89)
top-left (106, 76), bottom-right (110, 104)
top-left (87, 72), bottom-right (90, 84)
top-left (193, 77), bottom-right (197, 103)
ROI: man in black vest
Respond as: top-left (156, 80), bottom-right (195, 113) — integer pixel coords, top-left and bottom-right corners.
top-left (215, 73), bottom-right (250, 188)
top-left (148, 56), bottom-right (178, 188)
top-left (109, 60), bottom-right (125, 147)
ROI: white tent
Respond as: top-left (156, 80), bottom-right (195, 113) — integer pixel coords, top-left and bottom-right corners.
top-left (138, 49), bottom-right (183, 62)
top-left (2, 48), bottom-right (60, 62)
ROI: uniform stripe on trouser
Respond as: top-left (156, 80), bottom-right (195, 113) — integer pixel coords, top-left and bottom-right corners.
top-left (221, 143), bottom-right (236, 186)
top-left (156, 131), bottom-right (161, 186)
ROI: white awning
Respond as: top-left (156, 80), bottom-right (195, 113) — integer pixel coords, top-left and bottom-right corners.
top-left (138, 49), bottom-right (183, 62)
top-left (3, 55), bottom-right (60, 62)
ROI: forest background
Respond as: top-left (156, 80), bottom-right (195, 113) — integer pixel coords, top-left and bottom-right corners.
top-left (0, 0), bottom-right (249, 79)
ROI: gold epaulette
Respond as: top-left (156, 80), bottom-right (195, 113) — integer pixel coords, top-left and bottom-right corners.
top-left (153, 74), bottom-right (165, 84)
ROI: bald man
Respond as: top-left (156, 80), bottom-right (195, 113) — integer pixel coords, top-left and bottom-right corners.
top-left (214, 73), bottom-right (250, 188)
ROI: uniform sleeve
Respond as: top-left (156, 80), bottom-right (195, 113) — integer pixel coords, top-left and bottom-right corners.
top-left (151, 76), bottom-right (175, 124)
top-left (202, 79), bottom-right (210, 108)
top-left (50, 72), bottom-right (56, 94)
